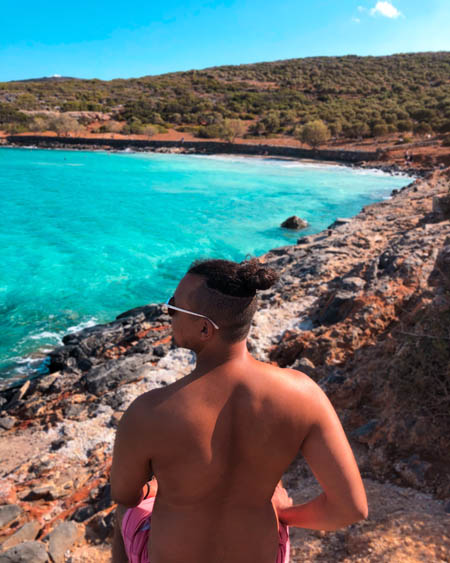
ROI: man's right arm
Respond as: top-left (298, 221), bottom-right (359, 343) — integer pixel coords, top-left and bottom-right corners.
top-left (276, 375), bottom-right (368, 531)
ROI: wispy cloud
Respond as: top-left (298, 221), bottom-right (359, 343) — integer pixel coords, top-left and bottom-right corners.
top-left (352, 17), bottom-right (361, 23)
top-left (370, 1), bottom-right (402, 18)
top-left (357, 6), bottom-right (367, 13)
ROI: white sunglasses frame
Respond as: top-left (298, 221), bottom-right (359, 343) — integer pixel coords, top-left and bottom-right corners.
top-left (164, 298), bottom-right (220, 330)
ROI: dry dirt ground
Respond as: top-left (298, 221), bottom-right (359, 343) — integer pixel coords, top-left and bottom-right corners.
top-left (285, 456), bottom-right (449, 563)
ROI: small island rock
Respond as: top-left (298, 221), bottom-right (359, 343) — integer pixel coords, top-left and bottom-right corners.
top-left (281, 216), bottom-right (308, 230)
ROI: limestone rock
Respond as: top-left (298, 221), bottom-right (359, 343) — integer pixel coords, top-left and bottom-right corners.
top-left (47, 521), bottom-right (79, 563)
top-left (1, 521), bottom-right (41, 551)
top-left (0, 504), bottom-right (21, 530)
top-left (0, 541), bottom-right (48, 563)
top-left (281, 216), bottom-right (308, 230)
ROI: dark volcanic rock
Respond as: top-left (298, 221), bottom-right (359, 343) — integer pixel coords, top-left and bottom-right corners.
top-left (281, 216), bottom-right (308, 230)
top-left (82, 355), bottom-right (153, 396)
top-left (48, 304), bottom-right (169, 374)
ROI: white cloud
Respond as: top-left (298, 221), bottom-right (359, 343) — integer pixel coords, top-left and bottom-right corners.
top-left (352, 17), bottom-right (361, 23)
top-left (357, 6), bottom-right (366, 12)
top-left (370, 1), bottom-right (402, 18)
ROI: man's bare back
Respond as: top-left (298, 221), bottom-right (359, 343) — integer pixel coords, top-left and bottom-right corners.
top-left (111, 261), bottom-right (367, 563)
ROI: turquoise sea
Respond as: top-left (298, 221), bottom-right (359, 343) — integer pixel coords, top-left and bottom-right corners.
top-left (0, 147), bottom-right (410, 382)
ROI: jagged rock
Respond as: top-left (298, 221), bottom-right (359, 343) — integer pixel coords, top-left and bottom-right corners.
top-left (296, 236), bottom-right (312, 245)
top-left (48, 304), bottom-right (169, 373)
top-left (24, 484), bottom-right (63, 501)
top-left (0, 504), bottom-right (22, 529)
top-left (281, 216), bottom-right (308, 230)
top-left (82, 355), bottom-right (152, 396)
top-left (1, 521), bottom-right (41, 551)
top-left (316, 291), bottom-right (356, 326)
top-left (327, 217), bottom-right (351, 229)
top-left (0, 541), bottom-right (48, 563)
top-left (47, 521), bottom-right (79, 563)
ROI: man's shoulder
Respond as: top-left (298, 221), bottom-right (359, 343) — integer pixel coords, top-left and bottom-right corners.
top-left (261, 363), bottom-right (330, 417)
top-left (263, 362), bottom-right (319, 394)
top-left (127, 383), bottom-right (175, 413)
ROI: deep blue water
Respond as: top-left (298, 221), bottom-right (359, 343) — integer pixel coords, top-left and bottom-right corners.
top-left (0, 147), bottom-right (410, 380)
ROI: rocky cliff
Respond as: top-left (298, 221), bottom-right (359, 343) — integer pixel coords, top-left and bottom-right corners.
top-left (0, 169), bottom-right (449, 561)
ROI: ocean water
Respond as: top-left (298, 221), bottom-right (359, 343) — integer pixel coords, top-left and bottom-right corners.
top-left (0, 147), bottom-right (410, 382)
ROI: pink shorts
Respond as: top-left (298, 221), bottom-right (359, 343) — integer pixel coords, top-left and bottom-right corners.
top-left (122, 497), bottom-right (290, 563)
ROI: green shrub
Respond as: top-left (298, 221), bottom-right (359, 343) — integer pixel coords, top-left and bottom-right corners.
top-left (372, 123), bottom-right (388, 137)
top-left (299, 120), bottom-right (330, 148)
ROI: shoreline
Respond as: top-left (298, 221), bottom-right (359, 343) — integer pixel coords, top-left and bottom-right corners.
top-left (0, 153), bottom-right (415, 390)
top-left (1, 134), bottom-right (428, 177)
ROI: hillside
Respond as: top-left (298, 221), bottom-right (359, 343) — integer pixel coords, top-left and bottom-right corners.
top-left (0, 52), bottom-right (449, 142)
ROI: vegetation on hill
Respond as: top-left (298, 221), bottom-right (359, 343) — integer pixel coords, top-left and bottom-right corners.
top-left (0, 52), bottom-right (449, 141)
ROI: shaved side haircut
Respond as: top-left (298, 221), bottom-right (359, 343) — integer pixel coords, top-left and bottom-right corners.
top-left (187, 258), bottom-right (279, 342)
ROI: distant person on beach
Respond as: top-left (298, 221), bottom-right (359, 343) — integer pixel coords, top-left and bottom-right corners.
top-left (111, 258), bottom-right (367, 563)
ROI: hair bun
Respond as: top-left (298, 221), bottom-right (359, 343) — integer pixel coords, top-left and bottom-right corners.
top-left (238, 259), bottom-right (279, 293)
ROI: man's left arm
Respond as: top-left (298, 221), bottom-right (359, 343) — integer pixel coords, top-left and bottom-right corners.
top-left (110, 396), bottom-right (153, 507)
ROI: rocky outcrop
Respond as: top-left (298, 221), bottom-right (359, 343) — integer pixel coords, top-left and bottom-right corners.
top-left (0, 168), bottom-right (449, 561)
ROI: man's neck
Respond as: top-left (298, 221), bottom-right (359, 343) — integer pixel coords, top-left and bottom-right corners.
top-left (193, 339), bottom-right (250, 376)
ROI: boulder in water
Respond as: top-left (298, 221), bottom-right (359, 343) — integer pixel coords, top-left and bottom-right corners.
top-left (281, 216), bottom-right (308, 230)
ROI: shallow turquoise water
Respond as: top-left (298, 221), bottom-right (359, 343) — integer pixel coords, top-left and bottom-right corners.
top-left (0, 147), bottom-right (410, 379)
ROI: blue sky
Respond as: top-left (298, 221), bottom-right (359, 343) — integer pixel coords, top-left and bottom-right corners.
top-left (1, 0), bottom-right (449, 82)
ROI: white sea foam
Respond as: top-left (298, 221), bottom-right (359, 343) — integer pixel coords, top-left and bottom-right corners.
top-left (30, 331), bottom-right (62, 341)
top-left (66, 317), bottom-right (98, 334)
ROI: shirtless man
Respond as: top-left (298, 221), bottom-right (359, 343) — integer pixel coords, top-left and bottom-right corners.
top-left (111, 258), bottom-right (367, 563)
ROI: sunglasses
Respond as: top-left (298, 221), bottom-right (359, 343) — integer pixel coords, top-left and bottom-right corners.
top-left (164, 296), bottom-right (220, 330)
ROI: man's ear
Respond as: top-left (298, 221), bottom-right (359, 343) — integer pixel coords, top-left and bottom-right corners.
top-left (200, 320), bottom-right (212, 340)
